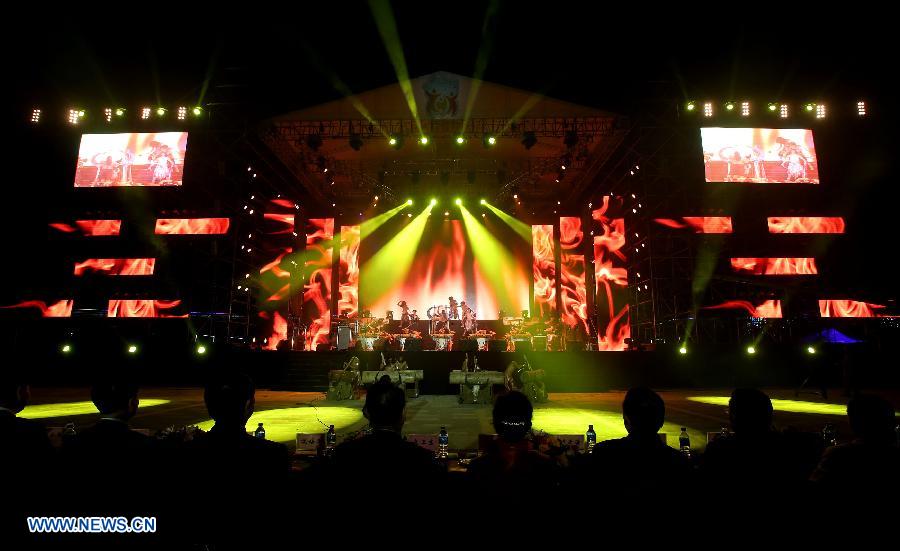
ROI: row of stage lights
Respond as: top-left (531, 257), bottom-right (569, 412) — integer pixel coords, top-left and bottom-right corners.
top-left (684, 100), bottom-right (868, 119)
top-left (59, 342), bottom-right (210, 356)
top-left (30, 106), bottom-right (204, 125)
top-left (678, 344), bottom-right (818, 355)
top-left (386, 134), bottom-right (498, 150)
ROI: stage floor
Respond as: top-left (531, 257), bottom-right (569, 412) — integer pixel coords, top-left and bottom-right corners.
top-left (21, 387), bottom-right (898, 453)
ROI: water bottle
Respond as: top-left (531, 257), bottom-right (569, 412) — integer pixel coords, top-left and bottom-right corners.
top-left (585, 424), bottom-right (596, 453)
top-left (325, 425), bottom-right (336, 457)
top-left (822, 423), bottom-right (837, 448)
top-left (254, 422), bottom-right (266, 439)
top-left (438, 426), bottom-right (449, 459)
top-left (679, 427), bottom-right (691, 458)
top-left (63, 422), bottom-right (77, 447)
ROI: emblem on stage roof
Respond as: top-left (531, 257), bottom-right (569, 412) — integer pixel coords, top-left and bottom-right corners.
top-left (422, 73), bottom-right (460, 119)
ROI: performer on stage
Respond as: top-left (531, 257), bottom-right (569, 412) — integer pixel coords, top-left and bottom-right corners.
top-left (461, 301), bottom-right (476, 336)
top-left (410, 309), bottom-right (419, 323)
top-left (448, 296), bottom-right (459, 320)
top-left (398, 300), bottom-right (411, 330)
top-left (435, 309), bottom-right (450, 333)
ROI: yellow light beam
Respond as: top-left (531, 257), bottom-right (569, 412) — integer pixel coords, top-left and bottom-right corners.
top-left (483, 201), bottom-right (532, 241)
top-left (21, 399), bottom-right (171, 419)
top-left (360, 202), bottom-right (409, 240)
top-left (459, 205), bottom-right (523, 313)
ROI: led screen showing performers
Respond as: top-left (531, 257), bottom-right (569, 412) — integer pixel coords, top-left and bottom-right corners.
top-left (701, 128), bottom-right (819, 184)
top-left (360, 217), bottom-right (530, 320)
top-left (74, 132), bottom-right (188, 187)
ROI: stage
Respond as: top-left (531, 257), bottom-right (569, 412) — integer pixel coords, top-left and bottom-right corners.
top-left (21, 387), bottom-right (895, 454)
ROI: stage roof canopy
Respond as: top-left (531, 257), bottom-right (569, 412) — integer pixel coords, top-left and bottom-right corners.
top-left (260, 72), bottom-right (627, 210)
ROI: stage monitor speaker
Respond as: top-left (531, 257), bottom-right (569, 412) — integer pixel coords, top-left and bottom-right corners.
top-left (404, 338), bottom-right (422, 351)
top-left (456, 339), bottom-right (477, 352)
top-left (488, 339), bottom-right (507, 352)
top-left (516, 341), bottom-right (532, 353)
top-left (336, 326), bottom-right (351, 350)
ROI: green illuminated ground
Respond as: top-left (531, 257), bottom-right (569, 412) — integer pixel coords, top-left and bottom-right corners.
top-left (21, 399), bottom-right (171, 419)
top-left (687, 396), bottom-right (848, 415)
top-left (532, 406), bottom-right (705, 447)
top-left (195, 406), bottom-right (364, 444)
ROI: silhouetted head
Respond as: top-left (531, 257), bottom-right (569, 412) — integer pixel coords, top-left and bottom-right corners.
top-left (493, 391), bottom-right (533, 442)
top-left (91, 378), bottom-right (140, 421)
top-left (622, 387), bottom-right (665, 436)
top-left (0, 377), bottom-right (30, 414)
top-left (204, 372), bottom-right (255, 428)
top-left (847, 394), bottom-right (896, 445)
top-left (729, 388), bottom-right (773, 434)
top-left (364, 375), bottom-right (406, 431)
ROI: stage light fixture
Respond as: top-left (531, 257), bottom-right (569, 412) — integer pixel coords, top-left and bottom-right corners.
top-left (483, 135), bottom-right (496, 147)
top-left (703, 102), bottom-right (713, 117)
top-left (725, 102), bottom-right (735, 111)
top-left (806, 346), bottom-right (816, 354)
top-left (141, 107), bottom-right (151, 120)
top-left (388, 135), bottom-right (403, 149)
top-left (779, 104), bottom-right (789, 118)
top-left (746, 346), bottom-right (756, 355)
top-left (31, 108), bottom-right (41, 123)
top-left (456, 136), bottom-right (466, 145)
top-left (115, 108), bottom-right (125, 117)
top-left (685, 102), bottom-right (696, 111)
top-left (196, 345), bottom-right (207, 355)
top-left (67, 109), bottom-right (82, 125)
top-left (61, 343), bottom-right (72, 353)
top-left (349, 133), bottom-right (363, 151)
top-left (521, 131), bottom-right (537, 149)
top-left (406, 199), bottom-right (413, 205)
top-left (805, 103), bottom-right (815, 112)
top-left (192, 106), bottom-right (202, 116)
top-left (816, 104), bottom-right (826, 119)
top-left (156, 107), bottom-right (167, 117)
top-left (430, 198), bottom-right (437, 206)
top-left (127, 344), bottom-right (138, 354)
top-left (480, 198), bottom-right (486, 205)
top-left (768, 103), bottom-right (778, 112)
top-left (419, 136), bottom-right (429, 146)
top-left (177, 106), bottom-right (187, 120)
top-left (679, 346), bottom-right (687, 354)
top-left (857, 101), bottom-right (866, 116)
top-left (444, 211), bottom-right (449, 216)
top-left (454, 198), bottom-right (462, 206)
top-left (104, 108), bottom-right (113, 122)
top-left (741, 102), bottom-right (750, 116)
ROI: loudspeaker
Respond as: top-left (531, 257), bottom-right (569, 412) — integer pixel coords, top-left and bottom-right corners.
top-left (488, 339), bottom-right (507, 352)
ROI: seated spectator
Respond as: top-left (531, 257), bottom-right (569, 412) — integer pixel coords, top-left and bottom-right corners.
top-left (466, 391), bottom-right (560, 500)
top-left (319, 376), bottom-right (444, 499)
top-left (810, 394), bottom-right (899, 490)
top-left (587, 387), bottom-right (691, 493)
top-left (70, 378), bottom-right (155, 458)
top-left (183, 372), bottom-right (290, 535)
top-left (703, 388), bottom-right (818, 490)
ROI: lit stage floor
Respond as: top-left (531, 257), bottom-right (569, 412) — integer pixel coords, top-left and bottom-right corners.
top-left (23, 387), bottom-right (896, 453)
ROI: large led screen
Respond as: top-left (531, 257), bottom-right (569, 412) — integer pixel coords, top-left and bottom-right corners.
top-left (701, 128), bottom-right (818, 184)
top-left (74, 132), bottom-right (188, 187)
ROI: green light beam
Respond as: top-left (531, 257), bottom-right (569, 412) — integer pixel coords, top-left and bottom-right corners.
top-left (360, 202), bottom-right (409, 240)
top-left (21, 399), bottom-right (171, 419)
top-left (483, 201), bottom-right (532, 241)
top-left (196, 406), bottom-right (364, 444)
top-left (360, 204), bottom-right (433, 306)
top-left (459, 205), bottom-right (522, 312)
top-left (459, 0), bottom-right (500, 134)
top-left (368, 0), bottom-right (423, 135)
top-left (686, 396), bottom-right (869, 416)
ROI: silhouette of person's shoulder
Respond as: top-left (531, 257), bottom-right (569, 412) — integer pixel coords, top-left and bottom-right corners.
top-left (0, 412), bottom-right (53, 464)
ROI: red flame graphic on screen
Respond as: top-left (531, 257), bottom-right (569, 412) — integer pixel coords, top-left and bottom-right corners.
top-left (259, 248), bottom-right (293, 279)
top-left (1, 299), bottom-right (73, 317)
top-left (818, 300), bottom-right (888, 318)
top-left (50, 223), bottom-right (77, 233)
top-left (303, 219), bottom-right (334, 350)
top-left (270, 199), bottom-right (295, 209)
top-left (655, 217), bottom-right (733, 233)
top-left (559, 217), bottom-right (589, 333)
top-left (592, 197), bottom-right (630, 350)
top-left (107, 299), bottom-right (186, 318)
top-left (730, 257), bottom-right (818, 275)
top-left (263, 213), bottom-right (295, 235)
top-left (154, 218), bottom-right (230, 235)
top-left (767, 217), bottom-right (845, 234)
top-left (338, 225), bottom-right (360, 319)
top-left (705, 299), bottom-right (783, 318)
top-left (261, 311), bottom-right (288, 350)
top-left (74, 258), bottom-right (156, 276)
top-left (532, 224), bottom-right (557, 318)
top-left (50, 220), bottom-right (122, 236)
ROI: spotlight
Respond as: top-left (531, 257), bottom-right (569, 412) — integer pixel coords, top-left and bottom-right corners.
top-left (685, 102), bottom-right (696, 112)
top-left (419, 136), bottom-right (429, 146)
top-left (444, 211), bottom-right (449, 216)
top-left (741, 101), bottom-right (750, 116)
top-left (407, 213), bottom-right (412, 218)
top-left (806, 346), bottom-right (816, 354)
top-left (483, 135), bottom-right (496, 147)
top-left (61, 343), bottom-right (72, 353)
top-left (104, 108), bottom-right (113, 122)
top-left (779, 104), bottom-right (789, 118)
top-left (349, 134), bottom-right (363, 151)
top-left (725, 102), bottom-right (735, 111)
top-left (177, 106), bottom-right (187, 120)
top-left (746, 346), bottom-right (756, 355)
top-left (678, 346), bottom-right (687, 354)
top-left (115, 108), bottom-right (125, 117)
top-left (406, 199), bottom-right (413, 205)
top-left (857, 101), bottom-right (866, 116)
top-left (454, 198), bottom-right (462, 206)
top-left (192, 106), bottom-right (202, 116)
top-left (156, 107), bottom-right (166, 117)
top-left (455, 136), bottom-right (466, 145)
top-left (30, 108), bottom-right (41, 123)
top-left (67, 109), bottom-right (82, 125)
top-left (141, 107), bottom-right (151, 120)
top-left (805, 103), bottom-right (815, 112)
top-left (127, 344), bottom-right (138, 354)
top-left (703, 102), bottom-right (713, 117)
top-left (480, 198), bottom-right (486, 205)
top-left (767, 103), bottom-right (778, 112)
top-left (816, 104), bottom-right (826, 119)
top-left (521, 131), bottom-right (537, 150)
top-left (430, 198), bottom-right (437, 206)
top-left (388, 135), bottom-right (403, 149)
top-left (196, 344), bottom-right (207, 355)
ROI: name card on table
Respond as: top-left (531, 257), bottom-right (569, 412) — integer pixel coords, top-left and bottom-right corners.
top-left (407, 434), bottom-right (438, 452)
top-left (296, 433), bottom-right (324, 455)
